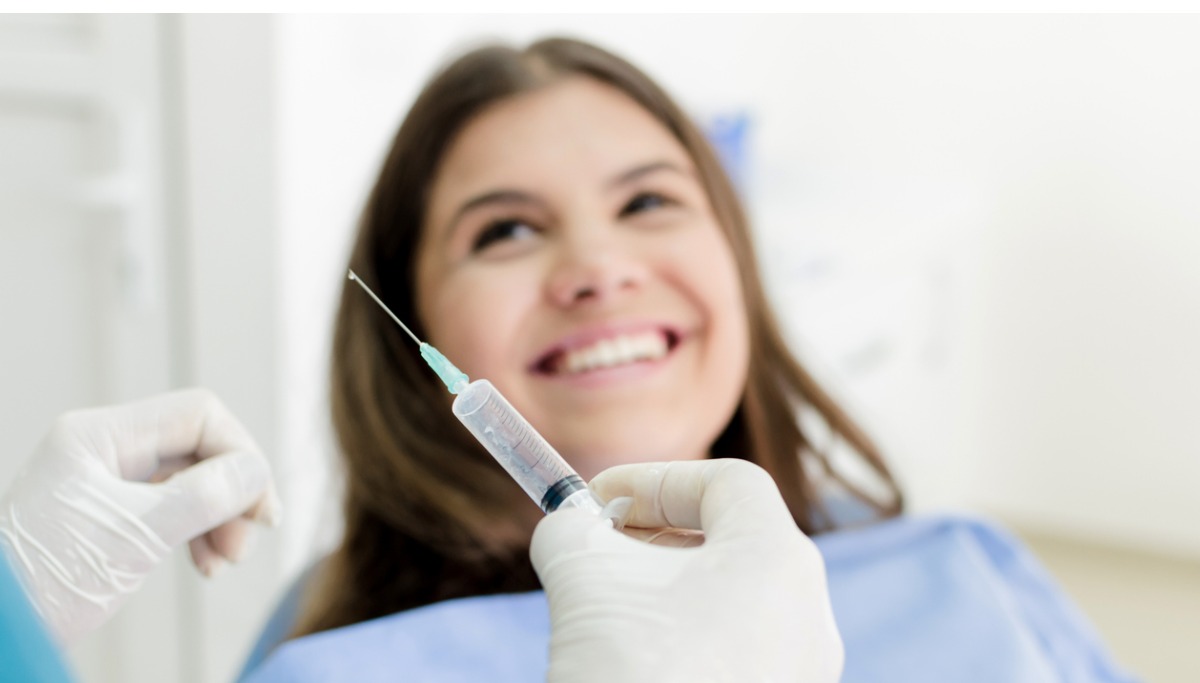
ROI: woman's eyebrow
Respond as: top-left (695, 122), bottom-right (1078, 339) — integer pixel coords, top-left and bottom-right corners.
top-left (444, 189), bottom-right (546, 239)
top-left (607, 160), bottom-right (691, 189)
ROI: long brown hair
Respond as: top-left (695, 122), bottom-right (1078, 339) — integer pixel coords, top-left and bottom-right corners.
top-left (294, 36), bottom-right (903, 638)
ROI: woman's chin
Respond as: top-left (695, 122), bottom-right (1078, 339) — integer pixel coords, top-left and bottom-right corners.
top-left (566, 448), bottom-right (708, 482)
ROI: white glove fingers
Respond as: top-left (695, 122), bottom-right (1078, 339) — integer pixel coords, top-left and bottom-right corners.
top-left (150, 390), bottom-right (282, 528)
top-left (530, 506), bottom-right (705, 581)
top-left (621, 526), bottom-right (706, 547)
top-left (590, 460), bottom-right (795, 542)
top-left (588, 462), bottom-right (685, 529)
top-left (698, 462), bottom-right (801, 542)
top-left (244, 482), bottom-right (283, 527)
top-left (188, 534), bottom-right (226, 577)
top-left (145, 388), bottom-right (262, 467)
top-left (149, 449), bottom-right (272, 549)
top-left (73, 388), bottom-right (263, 480)
top-left (4, 389), bottom-right (280, 645)
top-left (530, 507), bottom-right (617, 574)
top-left (207, 516), bottom-right (257, 564)
top-left (540, 460), bottom-right (843, 683)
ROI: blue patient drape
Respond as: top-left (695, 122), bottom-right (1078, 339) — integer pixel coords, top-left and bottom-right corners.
top-left (242, 514), bottom-right (1139, 683)
top-left (0, 553), bottom-right (75, 683)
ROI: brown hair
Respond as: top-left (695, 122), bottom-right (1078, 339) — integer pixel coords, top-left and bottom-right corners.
top-left (294, 36), bottom-right (903, 638)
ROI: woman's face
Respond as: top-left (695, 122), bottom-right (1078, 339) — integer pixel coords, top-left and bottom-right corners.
top-left (417, 76), bottom-right (749, 480)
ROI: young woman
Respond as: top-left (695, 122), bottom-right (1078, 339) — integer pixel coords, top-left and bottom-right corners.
top-left (295, 36), bottom-right (902, 637)
top-left (245, 36), bottom-right (1133, 683)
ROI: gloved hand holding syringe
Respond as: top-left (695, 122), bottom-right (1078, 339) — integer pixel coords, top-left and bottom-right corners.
top-left (348, 271), bottom-right (631, 523)
top-left (345, 260), bottom-right (841, 681)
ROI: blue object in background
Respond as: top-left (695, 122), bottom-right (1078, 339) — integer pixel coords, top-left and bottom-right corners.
top-left (0, 553), bottom-right (76, 683)
top-left (704, 111), bottom-right (752, 191)
top-left (240, 514), bottom-right (1140, 683)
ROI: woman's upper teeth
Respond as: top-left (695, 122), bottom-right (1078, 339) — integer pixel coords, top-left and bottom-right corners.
top-left (561, 331), bottom-right (668, 374)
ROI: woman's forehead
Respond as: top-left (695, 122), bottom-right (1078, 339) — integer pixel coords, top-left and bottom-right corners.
top-left (429, 77), bottom-right (693, 210)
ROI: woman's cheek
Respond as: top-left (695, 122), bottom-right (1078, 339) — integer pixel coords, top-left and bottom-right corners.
top-left (433, 269), bottom-right (536, 377)
top-left (425, 278), bottom-right (484, 365)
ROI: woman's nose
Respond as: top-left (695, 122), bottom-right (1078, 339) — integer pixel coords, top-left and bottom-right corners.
top-left (546, 242), bottom-right (648, 308)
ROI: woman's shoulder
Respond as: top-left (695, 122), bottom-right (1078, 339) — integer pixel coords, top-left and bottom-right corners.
top-left (813, 507), bottom-right (1139, 682)
top-left (816, 504), bottom-right (1024, 556)
top-left (243, 590), bottom-right (549, 683)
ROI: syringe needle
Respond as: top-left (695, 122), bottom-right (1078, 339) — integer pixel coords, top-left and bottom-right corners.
top-left (347, 269), bottom-right (422, 345)
top-left (347, 270), bottom-right (469, 394)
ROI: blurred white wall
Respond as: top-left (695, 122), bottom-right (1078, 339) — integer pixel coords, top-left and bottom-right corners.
top-left (2, 13), bottom-right (1198, 683)
top-left (0, 14), bottom-right (186, 683)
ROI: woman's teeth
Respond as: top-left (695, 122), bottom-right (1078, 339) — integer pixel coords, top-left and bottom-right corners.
top-left (560, 331), bottom-right (669, 375)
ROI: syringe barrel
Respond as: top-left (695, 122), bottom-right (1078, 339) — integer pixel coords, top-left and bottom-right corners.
top-left (451, 379), bottom-right (603, 514)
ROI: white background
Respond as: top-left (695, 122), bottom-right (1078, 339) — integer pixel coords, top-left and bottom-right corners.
top-left (1, 13), bottom-right (1197, 683)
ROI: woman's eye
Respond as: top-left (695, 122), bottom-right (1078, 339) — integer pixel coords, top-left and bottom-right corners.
top-left (620, 192), bottom-right (670, 217)
top-left (471, 219), bottom-right (538, 253)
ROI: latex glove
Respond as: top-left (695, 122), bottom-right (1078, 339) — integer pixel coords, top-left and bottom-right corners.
top-left (0, 389), bottom-right (282, 645)
top-left (530, 459), bottom-right (843, 683)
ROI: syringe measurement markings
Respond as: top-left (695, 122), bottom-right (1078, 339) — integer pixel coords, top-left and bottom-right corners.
top-left (508, 422), bottom-right (555, 470)
top-left (480, 401), bottom-right (534, 470)
top-left (488, 398), bottom-right (554, 469)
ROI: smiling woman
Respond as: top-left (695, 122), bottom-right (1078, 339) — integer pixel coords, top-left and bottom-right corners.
top-left (288, 36), bottom-right (903, 640)
top-left (213, 32), bottom-right (1150, 683)
top-left (417, 76), bottom-right (751, 479)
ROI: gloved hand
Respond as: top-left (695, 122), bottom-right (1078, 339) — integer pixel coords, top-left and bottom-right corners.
top-left (530, 459), bottom-right (843, 683)
top-left (0, 389), bottom-right (282, 645)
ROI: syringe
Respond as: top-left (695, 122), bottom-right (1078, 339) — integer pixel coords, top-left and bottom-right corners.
top-left (347, 270), bottom-right (609, 515)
